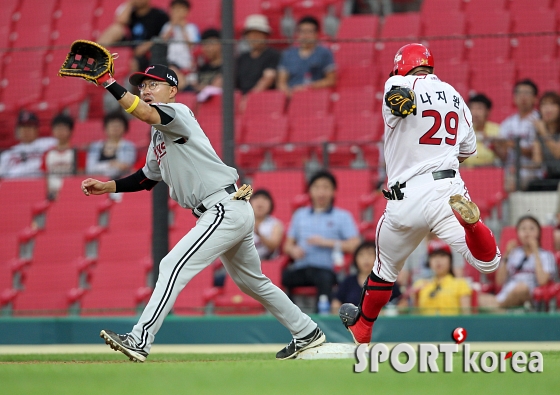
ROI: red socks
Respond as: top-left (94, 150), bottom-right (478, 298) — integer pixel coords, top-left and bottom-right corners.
top-left (353, 275), bottom-right (394, 342)
top-left (463, 220), bottom-right (498, 262)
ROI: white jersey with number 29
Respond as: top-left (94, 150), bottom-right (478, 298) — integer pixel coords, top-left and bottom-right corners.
top-left (382, 74), bottom-right (477, 188)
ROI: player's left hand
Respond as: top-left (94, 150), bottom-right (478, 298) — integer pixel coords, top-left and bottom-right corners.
top-left (385, 86), bottom-right (417, 118)
top-left (58, 40), bottom-right (115, 86)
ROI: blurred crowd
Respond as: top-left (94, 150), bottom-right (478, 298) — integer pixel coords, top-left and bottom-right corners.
top-left (1, 0), bottom-right (559, 315)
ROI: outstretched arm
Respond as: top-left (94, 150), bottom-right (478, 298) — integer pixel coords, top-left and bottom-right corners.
top-left (82, 169), bottom-right (158, 196)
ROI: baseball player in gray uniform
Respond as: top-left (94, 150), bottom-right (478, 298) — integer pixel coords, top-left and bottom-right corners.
top-left (81, 64), bottom-right (325, 362)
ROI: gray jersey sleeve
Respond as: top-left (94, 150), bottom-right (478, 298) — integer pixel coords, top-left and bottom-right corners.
top-left (142, 137), bottom-right (163, 181)
top-left (149, 102), bottom-right (194, 138)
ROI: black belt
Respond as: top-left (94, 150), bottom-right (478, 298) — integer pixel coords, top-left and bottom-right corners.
top-left (192, 184), bottom-right (236, 218)
top-left (400, 169), bottom-right (456, 189)
top-left (383, 170), bottom-right (456, 201)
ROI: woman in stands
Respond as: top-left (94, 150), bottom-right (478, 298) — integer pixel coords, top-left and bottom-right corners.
top-left (411, 240), bottom-right (472, 315)
top-left (250, 189), bottom-right (284, 260)
top-left (530, 91), bottom-right (560, 190)
top-left (86, 111), bottom-right (137, 180)
top-left (331, 241), bottom-right (401, 314)
top-left (481, 216), bottom-right (556, 309)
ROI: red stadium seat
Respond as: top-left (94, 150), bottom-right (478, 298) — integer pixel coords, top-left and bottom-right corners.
top-left (188, 0), bottom-right (221, 32)
top-left (510, 0), bottom-right (552, 14)
top-left (467, 10), bottom-right (510, 35)
top-left (470, 62), bottom-right (515, 122)
top-left (337, 64), bottom-right (379, 89)
top-left (376, 41), bottom-right (411, 75)
top-left (80, 256), bottom-right (150, 316)
top-left (420, 0), bottom-right (462, 15)
top-left (73, 120), bottom-right (105, 149)
top-left (243, 90), bottom-right (286, 117)
top-left (512, 9), bottom-right (556, 33)
top-left (424, 40), bottom-right (465, 64)
top-left (466, 38), bottom-right (511, 67)
top-left (196, 117), bottom-right (222, 157)
top-left (422, 11), bottom-right (465, 37)
top-left (173, 266), bottom-right (214, 315)
top-left (243, 114), bottom-right (289, 144)
top-left (337, 15), bottom-right (379, 38)
top-left (460, 167), bottom-right (507, 219)
top-left (464, 0), bottom-right (508, 16)
top-left (287, 89), bottom-right (331, 119)
top-left (0, 0), bottom-right (19, 50)
top-left (289, 115), bottom-right (335, 143)
top-left (0, 179), bottom-right (46, 236)
top-left (512, 36), bottom-right (558, 63)
top-left (9, 0), bottom-right (57, 48)
top-left (333, 87), bottom-right (375, 118)
top-left (175, 92), bottom-right (198, 114)
top-left (379, 12), bottom-right (421, 39)
top-left (517, 60), bottom-right (560, 95)
top-left (93, 0), bottom-right (122, 38)
top-left (251, 170), bottom-right (306, 224)
top-left (331, 169), bottom-right (374, 221)
top-left (51, 0), bottom-right (96, 45)
top-left (127, 119), bottom-right (152, 148)
top-left (270, 145), bottom-right (312, 169)
top-left (0, 51), bottom-right (46, 111)
top-left (332, 42), bottom-right (375, 68)
top-left (335, 111), bottom-right (383, 143)
top-left (234, 0), bottom-right (263, 35)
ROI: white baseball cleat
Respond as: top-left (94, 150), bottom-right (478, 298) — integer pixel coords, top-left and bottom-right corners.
top-left (449, 195), bottom-right (480, 226)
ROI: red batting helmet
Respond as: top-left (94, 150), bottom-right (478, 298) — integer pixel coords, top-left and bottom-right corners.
top-left (391, 43), bottom-right (434, 76)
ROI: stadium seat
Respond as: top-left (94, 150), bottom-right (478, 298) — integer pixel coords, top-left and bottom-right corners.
top-left (251, 170), bottom-right (306, 224)
top-left (188, 0), bottom-right (221, 32)
top-left (331, 169), bottom-right (373, 221)
top-left (10, 0), bottom-right (57, 48)
top-left (73, 120), bottom-right (105, 149)
top-left (270, 145), bottom-right (313, 169)
top-left (287, 89), bottom-right (331, 119)
top-left (289, 115), bottom-right (335, 143)
top-left (127, 119), bottom-right (152, 148)
top-left (0, 51), bottom-right (46, 111)
top-left (466, 38), bottom-right (511, 68)
top-left (337, 15), bottom-right (379, 38)
top-left (196, 117), bottom-right (222, 157)
top-left (464, 0), bottom-right (508, 16)
top-left (175, 92), bottom-right (198, 114)
top-left (333, 87), bottom-right (375, 118)
top-left (0, 179), bottom-right (46, 236)
top-left (243, 90), bottom-right (286, 117)
top-left (92, 0), bottom-right (122, 38)
top-left (379, 12), bottom-right (421, 40)
top-left (375, 41), bottom-right (411, 75)
top-left (509, 0), bottom-right (552, 15)
top-left (424, 40), bottom-right (465, 64)
top-left (470, 62), bottom-right (515, 122)
top-left (243, 114), bottom-right (289, 144)
top-left (80, 256), bottom-right (151, 316)
top-left (517, 60), bottom-right (560, 95)
top-left (234, 0), bottom-right (263, 35)
top-left (420, 0), bottom-right (462, 15)
top-left (422, 11), bottom-right (465, 37)
top-left (332, 42), bottom-right (375, 69)
top-left (337, 64), bottom-right (379, 89)
top-left (173, 266), bottom-right (214, 315)
top-left (459, 167), bottom-right (506, 219)
top-left (51, 1), bottom-right (96, 45)
top-left (335, 111), bottom-right (383, 143)
top-left (0, 0), bottom-right (19, 50)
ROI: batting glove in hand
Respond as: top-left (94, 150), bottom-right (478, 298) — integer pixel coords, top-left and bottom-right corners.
top-left (385, 86), bottom-right (417, 118)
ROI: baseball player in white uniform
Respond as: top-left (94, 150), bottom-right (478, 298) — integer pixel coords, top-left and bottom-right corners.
top-left (339, 43), bottom-right (502, 344)
top-left (80, 64), bottom-right (325, 361)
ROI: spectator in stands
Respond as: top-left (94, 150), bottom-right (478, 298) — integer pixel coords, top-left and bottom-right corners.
top-left (529, 91), bottom-right (560, 190)
top-left (42, 114), bottom-right (78, 200)
top-left (160, 0), bottom-right (199, 91)
top-left (236, 15), bottom-right (280, 95)
top-left (0, 110), bottom-right (56, 179)
top-left (86, 111), bottom-right (136, 179)
top-left (480, 216), bottom-right (556, 309)
top-left (331, 240), bottom-right (401, 314)
top-left (277, 16), bottom-right (336, 96)
top-left (98, 0), bottom-right (169, 72)
top-left (251, 189), bottom-right (284, 260)
top-left (411, 240), bottom-right (472, 315)
top-left (282, 170), bottom-right (360, 311)
top-left (494, 79), bottom-right (540, 190)
top-left (195, 28), bottom-right (223, 101)
top-left (462, 94), bottom-right (500, 167)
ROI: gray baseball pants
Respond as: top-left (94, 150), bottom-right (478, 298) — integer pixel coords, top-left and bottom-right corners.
top-left (130, 190), bottom-right (317, 353)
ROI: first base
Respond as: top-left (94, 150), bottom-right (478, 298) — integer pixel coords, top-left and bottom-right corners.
top-left (296, 343), bottom-right (356, 360)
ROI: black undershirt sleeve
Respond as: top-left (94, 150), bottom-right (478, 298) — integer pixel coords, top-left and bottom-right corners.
top-left (153, 105), bottom-right (173, 125)
top-left (114, 169), bottom-right (158, 193)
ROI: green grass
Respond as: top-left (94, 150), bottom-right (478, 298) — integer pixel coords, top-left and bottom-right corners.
top-left (1, 351), bottom-right (559, 395)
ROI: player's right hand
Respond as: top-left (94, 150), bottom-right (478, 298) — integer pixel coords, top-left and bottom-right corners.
top-left (81, 178), bottom-right (114, 196)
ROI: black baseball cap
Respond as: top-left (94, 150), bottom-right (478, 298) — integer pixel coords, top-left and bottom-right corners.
top-left (129, 64), bottom-right (178, 87)
top-left (17, 110), bottom-right (39, 127)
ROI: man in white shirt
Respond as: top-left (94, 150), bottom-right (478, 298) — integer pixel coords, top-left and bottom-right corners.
top-left (0, 111), bottom-right (56, 178)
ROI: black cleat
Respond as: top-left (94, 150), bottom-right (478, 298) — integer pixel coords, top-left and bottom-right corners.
top-left (276, 327), bottom-right (326, 360)
top-left (100, 329), bottom-right (148, 363)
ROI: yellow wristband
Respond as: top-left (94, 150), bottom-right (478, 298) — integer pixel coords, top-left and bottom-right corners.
top-left (125, 95), bottom-right (140, 114)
